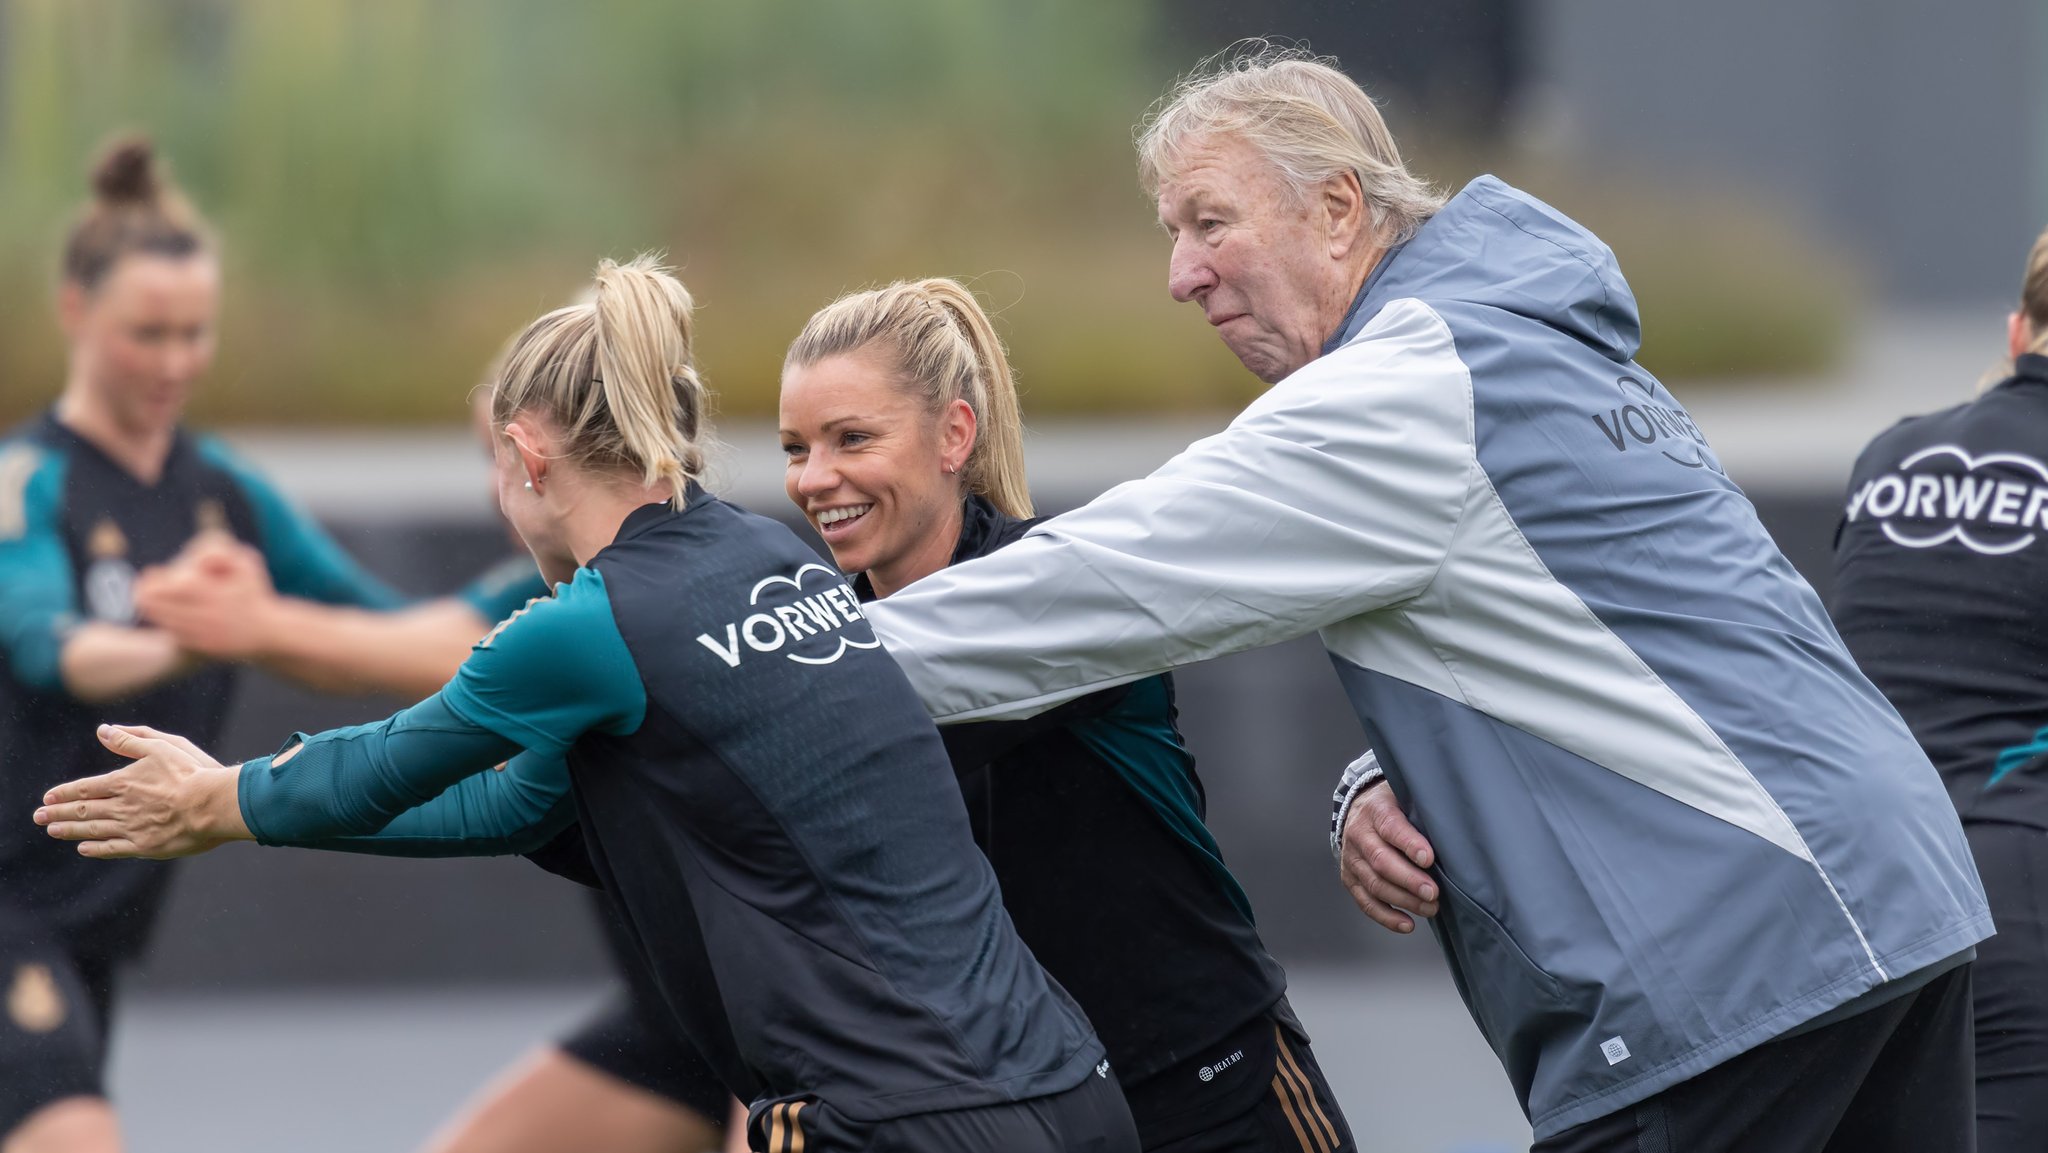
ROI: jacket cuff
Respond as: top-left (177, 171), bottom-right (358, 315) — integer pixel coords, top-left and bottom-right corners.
top-left (1329, 748), bottom-right (1385, 859)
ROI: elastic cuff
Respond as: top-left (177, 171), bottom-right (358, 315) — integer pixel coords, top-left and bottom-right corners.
top-left (234, 732), bottom-right (309, 846)
top-left (1329, 749), bottom-right (1385, 859)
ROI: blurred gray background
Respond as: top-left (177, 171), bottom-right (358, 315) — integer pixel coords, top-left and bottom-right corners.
top-left (4, 0), bottom-right (2042, 1150)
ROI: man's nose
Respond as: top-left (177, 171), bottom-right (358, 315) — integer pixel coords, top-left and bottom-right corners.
top-left (1168, 237), bottom-right (1215, 304)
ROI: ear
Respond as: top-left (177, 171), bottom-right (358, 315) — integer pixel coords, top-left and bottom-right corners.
top-left (938, 397), bottom-right (977, 476)
top-left (1323, 170), bottom-right (1370, 260)
top-left (57, 282), bottom-right (89, 343)
top-left (2009, 310), bottom-right (2033, 361)
top-left (503, 420), bottom-right (550, 493)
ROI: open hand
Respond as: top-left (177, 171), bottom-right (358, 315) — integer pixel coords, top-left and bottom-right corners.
top-left (36, 724), bottom-right (250, 859)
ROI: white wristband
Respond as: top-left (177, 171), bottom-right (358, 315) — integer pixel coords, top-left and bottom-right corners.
top-left (1329, 748), bottom-right (1385, 859)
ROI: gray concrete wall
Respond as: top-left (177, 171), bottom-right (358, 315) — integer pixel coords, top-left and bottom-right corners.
top-left (1533, 0), bottom-right (2046, 303)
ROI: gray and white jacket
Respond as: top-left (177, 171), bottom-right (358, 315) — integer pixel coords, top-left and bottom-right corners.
top-left (863, 175), bottom-right (1989, 1137)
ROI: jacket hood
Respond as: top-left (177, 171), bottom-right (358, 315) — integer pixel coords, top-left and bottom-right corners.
top-left (1341, 175), bottom-right (1643, 364)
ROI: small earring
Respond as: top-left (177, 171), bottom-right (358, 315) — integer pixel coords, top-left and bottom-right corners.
top-left (524, 480), bottom-right (534, 491)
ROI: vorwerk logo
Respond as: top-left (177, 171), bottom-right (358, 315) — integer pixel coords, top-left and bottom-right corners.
top-left (695, 563), bottom-right (880, 667)
top-left (1846, 445), bottom-right (2048, 556)
top-left (1589, 375), bottom-right (1720, 472)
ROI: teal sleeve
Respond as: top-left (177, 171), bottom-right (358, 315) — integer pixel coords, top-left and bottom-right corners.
top-left (195, 436), bottom-right (405, 609)
top-left (438, 566), bottom-right (645, 757)
top-left (0, 444), bottom-right (76, 692)
top-left (238, 693), bottom-right (525, 845)
top-left (295, 750), bottom-right (576, 858)
top-left (456, 555), bottom-right (551, 624)
top-left (1069, 675), bottom-right (1258, 924)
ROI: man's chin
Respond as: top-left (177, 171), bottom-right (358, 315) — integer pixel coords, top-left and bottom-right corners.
top-left (1222, 340), bottom-right (1292, 386)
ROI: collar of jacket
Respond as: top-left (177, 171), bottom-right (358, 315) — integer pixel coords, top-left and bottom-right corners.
top-left (850, 494), bottom-right (1036, 603)
top-left (2003, 352), bottom-right (2048, 390)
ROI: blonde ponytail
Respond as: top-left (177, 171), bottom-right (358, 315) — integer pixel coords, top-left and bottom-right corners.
top-left (2023, 225), bottom-right (2048, 357)
top-left (494, 254), bottom-right (711, 508)
top-left (785, 278), bottom-right (1033, 518)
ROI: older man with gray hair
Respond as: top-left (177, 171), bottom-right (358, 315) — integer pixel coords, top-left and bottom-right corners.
top-left (865, 44), bottom-right (1989, 1152)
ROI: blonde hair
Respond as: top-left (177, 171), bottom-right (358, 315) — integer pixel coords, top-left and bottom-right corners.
top-left (2022, 225), bottom-right (2048, 356)
top-left (63, 134), bottom-right (213, 291)
top-left (784, 279), bottom-right (1033, 519)
top-left (492, 255), bottom-right (710, 509)
top-left (1137, 40), bottom-right (1443, 247)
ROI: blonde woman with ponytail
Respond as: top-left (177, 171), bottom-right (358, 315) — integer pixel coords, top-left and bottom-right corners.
top-left (39, 255), bottom-right (1138, 1153)
top-left (780, 279), bottom-right (1354, 1152)
top-left (1831, 225), bottom-right (2048, 1153)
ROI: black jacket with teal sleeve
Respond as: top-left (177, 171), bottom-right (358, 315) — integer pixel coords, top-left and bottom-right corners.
top-left (0, 414), bottom-right (401, 958)
top-left (237, 492), bottom-right (1104, 1121)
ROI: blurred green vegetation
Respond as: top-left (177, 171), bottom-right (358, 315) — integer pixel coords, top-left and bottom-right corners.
top-left (0, 0), bottom-right (1852, 427)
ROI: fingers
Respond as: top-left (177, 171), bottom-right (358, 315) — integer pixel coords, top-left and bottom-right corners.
top-left (1341, 839), bottom-right (1440, 916)
top-left (1342, 872), bottom-right (1415, 933)
top-left (95, 723), bottom-right (176, 763)
top-left (1343, 807), bottom-right (1438, 911)
top-left (1363, 783), bottom-right (1436, 869)
top-left (42, 771), bottom-right (125, 806)
top-left (75, 838), bottom-right (144, 860)
top-left (108, 725), bottom-right (215, 764)
top-left (41, 818), bottom-right (129, 843)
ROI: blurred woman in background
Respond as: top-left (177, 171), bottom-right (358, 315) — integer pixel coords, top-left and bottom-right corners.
top-left (777, 278), bottom-right (1354, 1153)
top-left (0, 137), bottom-right (413, 1153)
top-left (1831, 224), bottom-right (2048, 1152)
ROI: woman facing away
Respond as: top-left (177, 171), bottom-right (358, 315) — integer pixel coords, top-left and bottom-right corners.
top-left (35, 255), bottom-right (1138, 1153)
top-left (133, 393), bottom-right (737, 1153)
top-left (776, 278), bottom-right (1354, 1153)
top-left (1831, 223), bottom-right (2048, 1153)
top-left (0, 136), bottom-right (418, 1153)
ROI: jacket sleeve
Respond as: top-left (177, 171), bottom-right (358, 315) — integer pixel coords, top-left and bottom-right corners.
top-left (865, 298), bottom-right (1475, 722)
top-left (0, 444), bottom-right (76, 692)
top-left (196, 436), bottom-right (407, 610)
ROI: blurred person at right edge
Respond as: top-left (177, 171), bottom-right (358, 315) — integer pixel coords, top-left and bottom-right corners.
top-left (779, 277), bottom-right (1353, 1152)
top-left (860, 41), bottom-right (1990, 1153)
top-left (1830, 223), bottom-right (2048, 1153)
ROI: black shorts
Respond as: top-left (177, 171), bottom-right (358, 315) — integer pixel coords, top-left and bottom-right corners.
top-left (1134, 1007), bottom-right (1354, 1153)
top-left (0, 908), bottom-right (115, 1136)
top-left (1535, 962), bottom-right (1976, 1153)
top-left (746, 1062), bottom-right (1140, 1153)
top-left (556, 896), bottom-right (731, 1126)
top-left (1965, 819), bottom-right (2048, 1153)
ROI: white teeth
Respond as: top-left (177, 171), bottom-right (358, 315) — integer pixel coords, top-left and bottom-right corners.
top-left (817, 505), bottom-right (872, 526)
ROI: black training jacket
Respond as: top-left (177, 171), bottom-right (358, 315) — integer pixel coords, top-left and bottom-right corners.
top-left (863, 496), bottom-right (1291, 1143)
top-left (1833, 352), bottom-right (2048, 822)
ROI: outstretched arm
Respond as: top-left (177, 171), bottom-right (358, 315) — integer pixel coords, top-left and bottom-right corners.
top-left (137, 538), bottom-right (545, 699)
top-left (37, 693), bottom-right (523, 859)
top-left (864, 300), bottom-right (1472, 722)
top-left (41, 565), bottom-right (642, 861)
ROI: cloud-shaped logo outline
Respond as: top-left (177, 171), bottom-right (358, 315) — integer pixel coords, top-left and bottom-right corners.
top-left (1879, 444), bottom-right (2048, 554)
top-left (747, 562), bottom-right (881, 665)
top-left (749, 563), bottom-right (842, 605)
